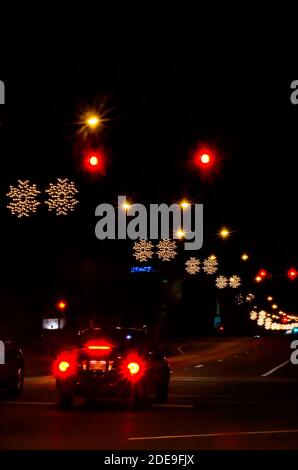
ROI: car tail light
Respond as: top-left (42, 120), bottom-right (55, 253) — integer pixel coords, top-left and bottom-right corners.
top-left (85, 340), bottom-right (112, 356)
top-left (121, 354), bottom-right (145, 382)
top-left (53, 352), bottom-right (77, 378)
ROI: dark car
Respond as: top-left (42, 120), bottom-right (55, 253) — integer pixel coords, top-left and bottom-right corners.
top-left (0, 336), bottom-right (25, 397)
top-left (53, 326), bottom-right (170, 408)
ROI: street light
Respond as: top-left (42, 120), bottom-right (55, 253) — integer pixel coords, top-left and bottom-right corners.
top-left (85, 113), bottom-right (101, 129)
top-left (241, 253), bottom-right (249, 261)
top-left (255, 275), bottom-right (262, 283)
top-left (267, 296), bottom-right (273, 301)
top-left (272, 304), bottom-right (278, 310)
top-left (219, 227), bottom-right (230, 239)
top-left (180, 200), bottom-right (190, 209)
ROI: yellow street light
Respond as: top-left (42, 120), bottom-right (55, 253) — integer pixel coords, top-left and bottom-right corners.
top-left (85, 113), bottom-right (102, 129)
top-left (176, 229), bottom-right (186, 239)
top-left (267, 296), bottom-right (273, 301)
top-left (219, 227), bottom-right (230, 239)
top-left (272, 304), bottom-right (278, 310)
top-left (255, 275), bottom-right (262, 283)
top-left (180, 200), bottom-right (190, 209)
top-left (241, 253), bottom-right (249, 261)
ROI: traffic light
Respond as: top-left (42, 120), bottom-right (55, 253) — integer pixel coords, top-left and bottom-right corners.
top-left (194, 147), bottom-right (215, 170)
top-left (287, 268), bottom-right (298, 280)
top-left (83, 149), bottom-right (106, 175)
top-left (57, 300), bottom-right (67, 311)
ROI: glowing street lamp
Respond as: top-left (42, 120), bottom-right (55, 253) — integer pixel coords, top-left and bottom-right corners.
top-left (241, 253), bottom-right (249, 261)
top-left (219, 227), bottom-right (230, 239)
top-left (57, 300), bottom-right (67, 311)
top-left (85, 113), bottom-right (101, 129)
top-left (272, 304), bottom-right (278, 310)
top-left (267, 296), bottom-right (273, 301)
top-left (255, 275), bottom-right (262, 283)
top-left (180, 200), bottom-right (190, 209)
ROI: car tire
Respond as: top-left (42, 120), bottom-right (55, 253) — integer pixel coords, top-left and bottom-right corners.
top-left (7, 366), bottom-right (24, 398)
top-left (58, 391), bottom-right (74, 409)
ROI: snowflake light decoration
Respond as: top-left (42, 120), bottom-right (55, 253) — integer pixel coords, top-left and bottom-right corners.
top-left (246, 293), bottom-right (255, 303)
top-left (203, 256), bottom-right (218, 274)
top-left (45, 178), bottom-right (79, 215)
top-left (250, 311), bottom-right (258, 320)
top-left (235, 294), bottom-right (244, 305)
top-left (185, 257), bottom-right (200, 274)
top-left (216, 275), bottom-right (228, 289)
top-left (7, 180), bottom-right (41, 218)
top-left (229, 275), bottom-right (241, 289)
top-left (156, 239), bottom-right (177, 261)
top-left (133, 240), bottom-right (154, 262)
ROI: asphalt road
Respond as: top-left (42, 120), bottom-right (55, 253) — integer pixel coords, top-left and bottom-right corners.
top-left (0, 337), bottom-right (298, 450)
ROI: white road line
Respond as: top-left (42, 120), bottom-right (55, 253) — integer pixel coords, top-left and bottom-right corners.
top-left (152, 404), bottom-right (194, 409)
top-left (261, 360), bottom-right (290, 377)
top-left (129, 428), bottom-right (298, 441)
top-left (0, 401), bottom-right (55, 406)
top-left (194, 364), bottom-right (204, 368)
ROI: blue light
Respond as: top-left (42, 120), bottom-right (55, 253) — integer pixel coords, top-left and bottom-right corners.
top-left (131, 266), bottom-right (154, 273)
top-left (293, 327), bottom-right (298, 334)
top-left (126, 335), bottom-right (132, 340)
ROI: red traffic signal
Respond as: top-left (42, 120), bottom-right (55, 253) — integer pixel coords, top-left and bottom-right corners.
top-left (258, 269), bottom-right (267, 279)
top-left (287, 268), bottom-right (298, 280)
top-left (194, 147), bottom-right (215, 169)
top-left (57, 300), bottom-right (67, 311)
top-left (83, 149), bottom-right (106, 175)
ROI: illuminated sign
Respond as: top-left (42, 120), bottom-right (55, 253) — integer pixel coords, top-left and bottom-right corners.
top-left (130, 266), bottom-right (154, 273)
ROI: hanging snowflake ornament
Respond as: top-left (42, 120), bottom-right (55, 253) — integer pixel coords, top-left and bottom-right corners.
top-left (133, 240), bottom-right (154, 262)
top-left (45, 178), bottom-right (79, 215)
top-left (216, 275), bottom-right (228, 289)
top-left (156, 239), bottom-right (177, 261)
top-left (250, 311), bottom-right (258, 320)
top-left (246, 293), bottom-right (255, 303)
top-left (235, 294), bottom-right (244, 305)
top-left (229, 275), bottom-right (241, 289)
top-left (185, 257), bottom-right (200, 274)
top-left (7, 180), bottom-right (41, 218)
top-left (203, 256), bottom-right (218, 274)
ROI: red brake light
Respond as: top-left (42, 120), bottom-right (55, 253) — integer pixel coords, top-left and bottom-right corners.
top-left (87, 345), bottom-right (111, 351)
top-left (121, 354), bottom-right (145, 382)
top-left (127, 362), bottom-right (140, 375)
top-left (53, 352), bottom-right (77, 378)
top-left (85, 340), bottom-right (112, 356)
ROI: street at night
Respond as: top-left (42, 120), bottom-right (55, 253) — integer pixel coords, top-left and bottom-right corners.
top-left (1, 5), bottom-right (298, 467)
top-left (1, 337), bottom-right (298, 450)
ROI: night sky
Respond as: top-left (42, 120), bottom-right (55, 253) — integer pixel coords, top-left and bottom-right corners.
top-left (1, 7), bottom-right (298, 332)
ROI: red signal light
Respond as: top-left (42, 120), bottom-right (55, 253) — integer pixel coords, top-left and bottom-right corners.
top-left (83, 149), bottom-right (106, 175)
top-left (194, 146), bottom-right (215, 170)
top-left (259, 269), bottom-right (267, 279)
top-left (288, 268), bottom-right (298, 280)
top-left (57, 300), bottom-right (67, 311)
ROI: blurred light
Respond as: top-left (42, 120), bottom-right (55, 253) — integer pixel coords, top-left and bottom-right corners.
top-left (122, 202), bottom-right (131, 211)
top-left (86, 114), bottom-right (101, 129)
top-left (272, 304), bottom-right (278, 309)
top-left (241, 253), bottom-right (249, 261)
top-left (267, 296), bottom-right (273, 301)
top-left (194, 147), bottom-right (215, 170)
top-left (89, 155), bottom-right (99, 166)
top-left (176, 229), bottom-right (186, 239)
top-left (59, 361), bottom-right (70, 372)
top-left (255, 275), bottom-right (262, 283)
top-left (180, 200), bottom-right (190, 209)
top-left (210, 254), bottom-right (217, 260)
top-left (219, 227), bottom-right (230, 239)
top-left (287, 267), bottom-right (298, 280)
top-left (200, 153), bottom-right (211, 164)
top-left (126, 335), bottom-right (132, 340)
top-left (259, 269), bottom-right (267, 278)
top-left (57, 300), bottom-right (67, 311)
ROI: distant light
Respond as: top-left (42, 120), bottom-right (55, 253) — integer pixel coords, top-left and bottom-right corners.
top-left (180, 200), bottom-right (190, 209)
top-left (293, 327), bottom-right (298, 334)
top-left (86, 114), bottom-right (101, 128)
top-left (126, 335), bottom-right (132, 340)
top-left (57, 301), bottom-right (67, 311)
top-left (200, 153), bottom-right (211, 164)
top-left (267, 296), bottom-right (273, 301)
top-left (122, 202), bottom-right (131, 211)
top-left (272, 304), bottom-right (278, 310)
top-left (219, 227), bottom-right (230, 239)
top-left (89, 155), bottom-right (99, 166)
top-left (288, 268), bottom-right (298, 280)
top-left (210, 254), bottom-right (217, 260)
top-left (241, 253), bottom-right (249, 261)
top-left (255, 275), bottom-right (262, 283)
top-left (176, 229), bottom-right (186, 239)
top-left (259, 269), bottom-right (267, 278)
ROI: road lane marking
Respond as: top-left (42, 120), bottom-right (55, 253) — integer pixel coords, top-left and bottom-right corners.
top-left (129, 428), bottom-right (298, 441)
top-left (0, 401), bottom-right (55, 406)
top-left (153, 404), bottom-right (194, 408)
top-left (194, 364), bottom-right (204, 368)
top-left (262, 360), bottom-right (290, 377)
